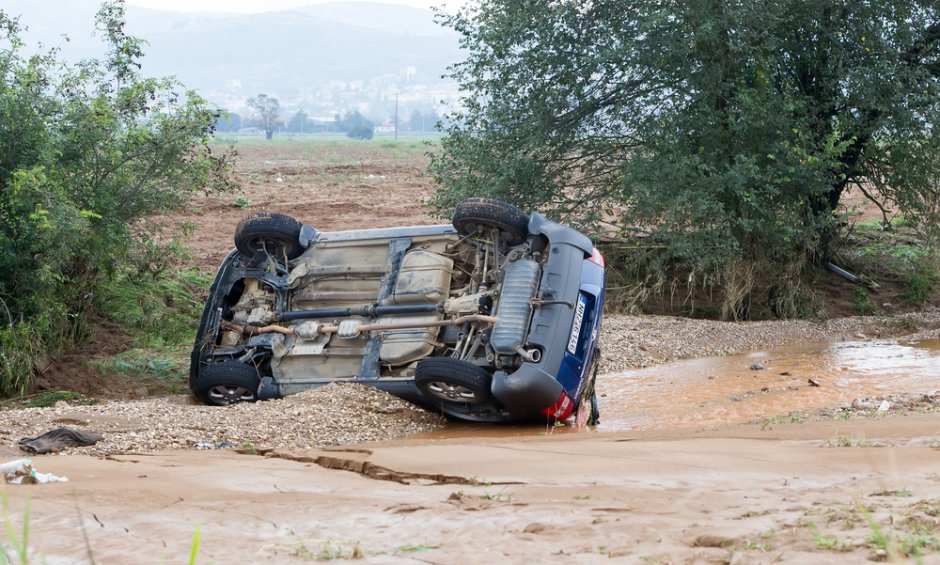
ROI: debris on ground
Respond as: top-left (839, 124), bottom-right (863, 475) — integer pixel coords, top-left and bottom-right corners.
top-left (1, 458), bottom-right (69, 484)
top-left (19, 427), bottom-right (104, 454)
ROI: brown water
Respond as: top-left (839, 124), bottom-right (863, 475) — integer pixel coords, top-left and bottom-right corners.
top-left (413, 338), bottom-right (940, 439)
top-left (599, 338), bottom-right (940, 430)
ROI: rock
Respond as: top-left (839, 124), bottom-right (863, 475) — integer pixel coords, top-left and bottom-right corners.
top-left (749, 363), bottom-right (765, 371)
top-left (523, 522), bottom-right (550, 534)
top-left (693, 534), bottom-right (735, 548)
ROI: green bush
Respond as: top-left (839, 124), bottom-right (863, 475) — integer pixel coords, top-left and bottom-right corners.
top-left (852, 287), bottom-right (878, 315)
top-left (902, 271), bottom-right (933, 304)
top-left (0, 3), bottom-right (235, 395)
top-left (94, 267), bottom-right (213, 348)
top-left (431, 0), bottom-right (940, 319)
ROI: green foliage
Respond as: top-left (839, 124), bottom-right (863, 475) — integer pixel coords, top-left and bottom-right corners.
top-left (189, 524), bottom-right (201, 565)
top-left (903, 270), bottom-right (934, 304)
top-left (347, 126), bottom-right (374, 141)
top-left (837, 219), bottom-right (937, 306)
top-left (94, 267), bottom-right (212, 348)
top-left (808, 523), bottom-right (844, 551)
top-left (335, 110), bottom-right (375, 140)
top-left (852, 287), bottom-right (878, 315)
top-left (0, 324), bottom-right (44, 397)
top-left (1, 494), bottom-right (29, 565)
top-left (247, 93), bottom-right (280, 139)
top-left (25, 390), bottom-right (93, 408)
top-left (432, 0), bottom-right (940, 319)
top-left (287, 109), bottom-right (309, 133)
top-left (92, 350), bottom-right (187, 384)
top-left (0, 3), bottom-right (235, 396)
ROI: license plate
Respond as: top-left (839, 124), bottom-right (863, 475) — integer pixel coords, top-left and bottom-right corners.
top-left (567, 294), bottom-right (587, 355)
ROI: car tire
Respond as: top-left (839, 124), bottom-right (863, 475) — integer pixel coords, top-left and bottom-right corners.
top-left (575, 390), bottom-right (600, 427)
top-left (575, 349), bottom-right (601, 426)
top-left (234, 212), bottom-right (305, 260)
top-left (415, 358), bottom-right (493, 405)
top-left (452, 198), bottom-right (529, 246)
top-left (194, 362), bottom-right (262, 406)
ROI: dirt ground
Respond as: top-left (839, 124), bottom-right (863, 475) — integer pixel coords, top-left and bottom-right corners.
top-left (5, 140), bottom-right (940, 563)
top-left (167, 140), bottom-right (441, 272)
top-left (4, 413), bottom-right (940, 563)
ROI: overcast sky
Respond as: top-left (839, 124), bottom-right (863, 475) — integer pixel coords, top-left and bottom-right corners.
top-left (124, 0), bottom-right (465, 13)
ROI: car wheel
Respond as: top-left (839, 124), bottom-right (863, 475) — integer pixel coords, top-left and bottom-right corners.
top-left (452, 198), bottom-right (529, 246)
top-left (234, 212), bottom-right (305, 260)
top-left (575, 390), bottom-right (600, 427)
top-left (194, 362), bottom-right (262, 406)
top-left (415, 358), bottom-right (493, 405)
top-left (575, 349), bottom-right (601, 426)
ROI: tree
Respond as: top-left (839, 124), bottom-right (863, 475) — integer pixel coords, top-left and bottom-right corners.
top-left (287, 109), bottom-right (309, 133)
top-left (0, 2), bottom-right (235, 394)
top-left (336, 110), bottom-right (374, 140)
top-left (431, 1), bottom-right (940, 318)
top-left (247, 93), bottom-right (280, 139)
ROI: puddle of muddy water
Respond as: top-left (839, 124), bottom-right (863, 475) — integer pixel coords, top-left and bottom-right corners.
top-left (598, 338), bottom-right (940, 431)
top-left (414, 339), bottom-right (940, 439)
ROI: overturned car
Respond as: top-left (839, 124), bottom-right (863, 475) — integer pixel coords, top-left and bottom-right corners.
top-left (190, 198), bottom-right (605, 423)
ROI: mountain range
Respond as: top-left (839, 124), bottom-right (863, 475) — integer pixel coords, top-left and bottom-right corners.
top-left (4, 1), bottom-right (464, 116)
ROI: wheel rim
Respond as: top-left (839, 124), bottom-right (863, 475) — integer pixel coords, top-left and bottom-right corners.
top-left (460, 222), bottom-right (518, 244)
top-left (425, 381), bottom-right (480, 402)
top-left (248, 236), bottom-right (287, 254)
top-left (207, 384), bottom-right (256, 405)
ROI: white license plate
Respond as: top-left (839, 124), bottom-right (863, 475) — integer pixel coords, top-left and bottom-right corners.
top-left (567, 294), bottom-right (587, 355)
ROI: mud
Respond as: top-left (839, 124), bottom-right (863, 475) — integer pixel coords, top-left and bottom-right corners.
top-left (5, 334), bottom-right (940, 562)
top-left (600, 338), bottom-right (940, 431)
top-left (5, 413), bottom-right (940, 564)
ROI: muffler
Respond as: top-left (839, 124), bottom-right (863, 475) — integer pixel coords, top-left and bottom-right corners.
top-left (490, 258), bottom-right (540, 355)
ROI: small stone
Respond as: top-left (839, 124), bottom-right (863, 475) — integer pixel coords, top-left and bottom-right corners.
top-left (749, 363), bottom-right (765, 371)
top-left (693, 534), bottom-right (735, 548)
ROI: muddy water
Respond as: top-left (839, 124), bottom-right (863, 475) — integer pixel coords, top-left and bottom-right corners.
top-left (411, 339), bottom-right (940, 439)
top-left (599, 338), bottom-right (940, 431)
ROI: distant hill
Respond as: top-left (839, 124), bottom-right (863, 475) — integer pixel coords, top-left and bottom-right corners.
top-left (3, 1), bottom-right (463, 114)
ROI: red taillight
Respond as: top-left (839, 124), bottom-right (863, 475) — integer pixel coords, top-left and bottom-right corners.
top-left (588, 246), bottom-right (605, 268)
top-left (541, 391), bottom-right (575, 420)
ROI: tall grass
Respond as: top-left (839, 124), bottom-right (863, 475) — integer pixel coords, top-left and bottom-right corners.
top-left (1, 493), bottom-right (29, 565)
top-left (94, 267), bottom-right (212, 348)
